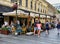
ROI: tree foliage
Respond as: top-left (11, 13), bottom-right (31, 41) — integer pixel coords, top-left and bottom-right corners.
top-left (57, 10), bottom-right (60, 13)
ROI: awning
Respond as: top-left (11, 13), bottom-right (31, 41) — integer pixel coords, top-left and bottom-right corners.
top-left (3, 10), bottom-right (29, 17)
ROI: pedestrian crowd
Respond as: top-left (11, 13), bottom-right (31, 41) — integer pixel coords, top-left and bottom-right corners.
top-left (1, 19), bottom-right (60, 37)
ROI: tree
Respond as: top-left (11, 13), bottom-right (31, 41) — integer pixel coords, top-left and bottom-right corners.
top-left (57, 10), bottom-right (60, 13)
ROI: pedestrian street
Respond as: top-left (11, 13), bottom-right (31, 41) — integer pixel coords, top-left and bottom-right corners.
top-left (0, 28), bottom-right (60, 44)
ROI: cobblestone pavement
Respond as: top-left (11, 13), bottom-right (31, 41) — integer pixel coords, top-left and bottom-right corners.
top-left (0, 28), bottom-right (60, 44)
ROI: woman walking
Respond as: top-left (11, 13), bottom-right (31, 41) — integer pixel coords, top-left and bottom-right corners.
top-left (57, 22), bottom-right (60, 35)
top-left (36, 21), bottom-right (42, 37)
top-left (34, 20), bottom-right (38, 35)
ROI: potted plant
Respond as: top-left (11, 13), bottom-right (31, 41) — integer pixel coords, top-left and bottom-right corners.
top-left (1, 27), bottom-right (9, 35)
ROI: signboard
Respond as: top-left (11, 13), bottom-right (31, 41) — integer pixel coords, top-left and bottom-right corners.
top-left (40, 15), bottom-right (46, 18)
top-left (0, 5), bottom-right (13, 12)
top-left (30, 13), bottom-right (35, 17)
top-left (47, 16), bottom-right (50, 18)
top-left (35, 14), bottom-right (39, 17)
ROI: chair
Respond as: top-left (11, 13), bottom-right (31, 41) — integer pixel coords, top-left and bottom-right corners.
top-left (16, 26), bottom-right (22, 35)
top-left (22, 26), bottom-right (27, 34)
top-left (11, 26), bottom-right (16, 34)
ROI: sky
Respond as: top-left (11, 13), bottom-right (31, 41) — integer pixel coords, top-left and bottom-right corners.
top-left (46, 0), bottom-right (60, 4)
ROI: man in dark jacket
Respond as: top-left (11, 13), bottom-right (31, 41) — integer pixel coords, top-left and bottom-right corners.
top-left (45, 20), bottom-right (50, 35)
top-left (57, 22), bottom-right (60, 35)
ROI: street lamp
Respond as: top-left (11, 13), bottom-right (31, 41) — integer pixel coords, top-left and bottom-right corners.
top-left (12, 1), bottom-right (18, 30)
top-left (12, 2), bottom-right (18, 23)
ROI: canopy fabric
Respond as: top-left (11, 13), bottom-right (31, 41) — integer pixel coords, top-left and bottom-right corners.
top-left (3, 10), bottom-right (29, 16)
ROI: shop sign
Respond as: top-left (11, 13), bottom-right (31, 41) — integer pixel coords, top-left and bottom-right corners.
top-left (40, 15), bottom-right (46, 18)
top-left (30, 13), bottom-right (35, 17)
top-left (35, 14), bottom-right (39, 17)
top-left (23, 12), bottom-right (29, 16)
top-left (47, 16), bottom-right (50, 18)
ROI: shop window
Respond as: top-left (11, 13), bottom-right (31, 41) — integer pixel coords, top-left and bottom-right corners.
top-left (18, 18), bottom-right (27, 27)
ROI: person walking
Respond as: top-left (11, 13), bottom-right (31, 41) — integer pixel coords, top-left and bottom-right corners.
top-left (45, 20), bottom-right (50, 35)
top-left (57, 22), bottom-right (60, 35)
top-left (34, 20), bottom-right (38, 35)
top-left (36, 21), bottom-right (42, 37)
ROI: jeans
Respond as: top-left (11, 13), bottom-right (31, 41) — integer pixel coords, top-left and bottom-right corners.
top-left (34, 27), bottom-right (38, 31)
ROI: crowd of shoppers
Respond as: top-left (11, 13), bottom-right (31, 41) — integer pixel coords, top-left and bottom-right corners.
top-left (1, 18), bottom-right (60, 37)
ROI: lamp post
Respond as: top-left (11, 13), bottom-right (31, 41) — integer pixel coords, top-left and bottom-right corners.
top-left (12, 1), bottom-right (18, 31)
top-left (16, 2), bottom-right (18, 23)
top-left (38, 14), bottom-right (40, 20)
top-left (12, 2), bottom-right (18, 23)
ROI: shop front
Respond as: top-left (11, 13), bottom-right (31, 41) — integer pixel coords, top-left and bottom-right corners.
top-left (4, 16), bottom-right (27, 26)
top-left (40, 15), bottom-right (46, 23)
top-left (30, 12), bottom-right (35, 24)
top-left (0, 4), bottom-right (13, 27)
top-left (3, 10), bottom-right (29, 27)
top-left (51, 16), bottom-right (54, 22)
top-left (35, 13), bottom-right (39, 21)
top-left (47, 15), bottom-right (51, 22)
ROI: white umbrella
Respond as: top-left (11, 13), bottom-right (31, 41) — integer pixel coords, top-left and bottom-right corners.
top-left (3, 10), bottom-right (26, 16)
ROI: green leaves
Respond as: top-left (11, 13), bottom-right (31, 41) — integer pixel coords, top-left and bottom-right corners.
top-left (2, 27), bottom-right (8, 30)
top-left (57, 10), bottom-right (60, 13)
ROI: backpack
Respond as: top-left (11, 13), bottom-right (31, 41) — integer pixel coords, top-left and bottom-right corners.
top-left (46, 23), bottom-right (49, 28)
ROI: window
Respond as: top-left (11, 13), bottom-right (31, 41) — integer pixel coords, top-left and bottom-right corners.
top-left (35, 2), bottom-right (36, 11)
top-left (31, 1), bottom-right (32, 9)
top-left (41, 9), bottom-right (42, 12)
top-left (11, 0), bottom-right (17, 3)
top-left (45, 10), bottom-right (46, 13)
top-left (26, 0), bottom-right (28, 7)
top-left (19, 0), bottom-right (22, 6)
top-left (38, 8), bottom-right (39, 12)
top-left (43, 9), bottom-right (44, 13)
top-left (38, 4), bottom-right (40, 12)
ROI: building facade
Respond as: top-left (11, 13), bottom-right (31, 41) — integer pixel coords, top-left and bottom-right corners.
top-left (0, 0), bottom-right (57, 27)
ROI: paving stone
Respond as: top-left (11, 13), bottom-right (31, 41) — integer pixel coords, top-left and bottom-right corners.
top-left (0, 28), bottom-right (60, 44)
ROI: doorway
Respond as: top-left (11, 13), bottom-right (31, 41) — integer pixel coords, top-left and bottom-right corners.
top-left (0, 13), bottom-right (4, 27)
top-left (9, 16), bottom-right (14, 25)
top-left (18, 18), bottom-right (27, 27)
